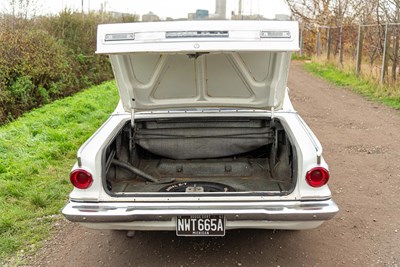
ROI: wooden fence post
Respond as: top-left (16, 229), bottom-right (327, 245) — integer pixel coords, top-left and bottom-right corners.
top-left (356, 25), bottom-right (364, 76)
top-left (339, 26), bottom-right (344, 67)
top-left (299, 27), bottom-right (303, 56)
top-left (317, 28), bottom-right (321, 57)
top-left (327, 27), bottom-right (331, 60)
top-left (392, 26), bottom-right (399, 82)
top-left (381, 23), bottom-right (389, 84)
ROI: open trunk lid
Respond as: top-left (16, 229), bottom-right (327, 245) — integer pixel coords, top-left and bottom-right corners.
top-left (97, 20), bottom-right (299, 112)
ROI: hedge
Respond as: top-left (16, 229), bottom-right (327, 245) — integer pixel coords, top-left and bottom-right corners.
top-left (0, 11), bottom-right (137, 124)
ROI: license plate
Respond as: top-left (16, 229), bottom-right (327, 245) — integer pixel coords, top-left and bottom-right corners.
top-left (176, 215), bottom-right (225, 236)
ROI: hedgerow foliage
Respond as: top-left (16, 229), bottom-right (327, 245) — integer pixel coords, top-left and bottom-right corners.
top-left (0, 11), bottom-right (137, 124)
top-left (0, 28), bottom-right (73, 118)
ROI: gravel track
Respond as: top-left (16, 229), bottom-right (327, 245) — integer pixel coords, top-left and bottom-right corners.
top-left (29, 62), bottom-right (400, 267)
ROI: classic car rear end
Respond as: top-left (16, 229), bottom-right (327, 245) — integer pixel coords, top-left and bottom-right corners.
top-left (62, 1), bottom-right (338, 236)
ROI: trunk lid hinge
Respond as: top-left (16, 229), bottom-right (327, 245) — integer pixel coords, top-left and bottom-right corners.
top-left (131, 108), bottom-right (135, 128)
top-left (270, 107), bottom-right (275, 128)
top-left (130, 98), bottom-right (136, 128)
top-left (129, 107), bottom-right (135, 157)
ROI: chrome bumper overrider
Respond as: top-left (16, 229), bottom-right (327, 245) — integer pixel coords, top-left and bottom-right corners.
top-left (62, 199), bottom-right (338, 223)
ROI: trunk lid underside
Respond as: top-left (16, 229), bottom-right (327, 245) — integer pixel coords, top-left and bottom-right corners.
top-left (110, 51), bottom-right (291, 112)
top-left (97, 20), bottom-right (299, 113)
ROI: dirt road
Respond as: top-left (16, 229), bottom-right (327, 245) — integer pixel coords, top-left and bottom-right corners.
top-left (30, 63), bottom-right (400, 267)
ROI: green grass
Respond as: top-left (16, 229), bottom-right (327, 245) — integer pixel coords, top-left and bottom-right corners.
top-left (303, 62), bottom-right (400, 109)
top-left (291, 53), bottom-right (311, 61)
top-left (0, 81), bottom-right (119, 265)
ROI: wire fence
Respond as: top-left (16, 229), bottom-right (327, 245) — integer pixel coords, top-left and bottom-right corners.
top-left (298, 22), bottom-right (400, 85)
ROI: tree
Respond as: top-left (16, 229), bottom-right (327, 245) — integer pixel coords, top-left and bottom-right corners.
top-left (1, 0), bottom-right (41, 19)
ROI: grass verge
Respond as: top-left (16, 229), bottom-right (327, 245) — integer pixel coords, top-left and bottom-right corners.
top-left (0, 81), bottom-right (119, 265)
top-left (303, 62), bottom-right (400, 109)
top-left (291, 53), bottom-right (312, 61)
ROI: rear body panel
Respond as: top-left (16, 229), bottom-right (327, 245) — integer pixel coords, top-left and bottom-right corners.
top-left (63, 19), bottom-right (338, 231)
top-left (70, 108), bottom-right (332, 201)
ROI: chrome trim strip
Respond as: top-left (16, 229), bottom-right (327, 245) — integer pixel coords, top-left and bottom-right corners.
top-left (63, 199), bottom-right (338, 223)
top-left (296, 115), bottom-right (323, 156)
top-left (134, 109), bottom-right (299, 115)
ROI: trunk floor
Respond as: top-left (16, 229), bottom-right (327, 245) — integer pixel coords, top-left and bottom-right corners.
top-left (109, 158), bottom-right (290, 193)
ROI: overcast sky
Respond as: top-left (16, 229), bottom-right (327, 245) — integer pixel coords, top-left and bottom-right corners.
top-left (1, 0), bottom-right (290, 20)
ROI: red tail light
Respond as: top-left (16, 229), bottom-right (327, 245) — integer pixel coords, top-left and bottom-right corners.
top-left (306, 167), bottom-right (329, 187)
top-left (70, 169), bottom-right (93, 189)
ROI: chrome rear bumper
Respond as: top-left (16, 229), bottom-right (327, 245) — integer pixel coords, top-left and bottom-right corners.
top-left (62, 199), bottom-right (338, 224)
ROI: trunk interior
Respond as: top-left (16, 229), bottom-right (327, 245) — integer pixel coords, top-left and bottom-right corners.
top-left (103, 117), bottom-right (296, 196)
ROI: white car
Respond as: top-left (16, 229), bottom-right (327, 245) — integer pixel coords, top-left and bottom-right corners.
top-left (62, 3), bottom-right (338, 236)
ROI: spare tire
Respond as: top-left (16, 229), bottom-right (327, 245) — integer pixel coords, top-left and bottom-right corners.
top-left (159, 182), bottom-right (235, 192)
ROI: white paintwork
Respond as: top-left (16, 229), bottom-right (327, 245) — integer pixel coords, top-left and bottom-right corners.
top-left (97, 21), bottom-right (299, 54)
top-left (69, 107), bottom-right (333, 203)
top-left (100, 20), bottom-right (298, 113)
top-left (110, 51), bottom-right (292, 112)
top-left (66, 109), bottom-right (337, 230)
top-left (63, 18), bottom-right (338, 232)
